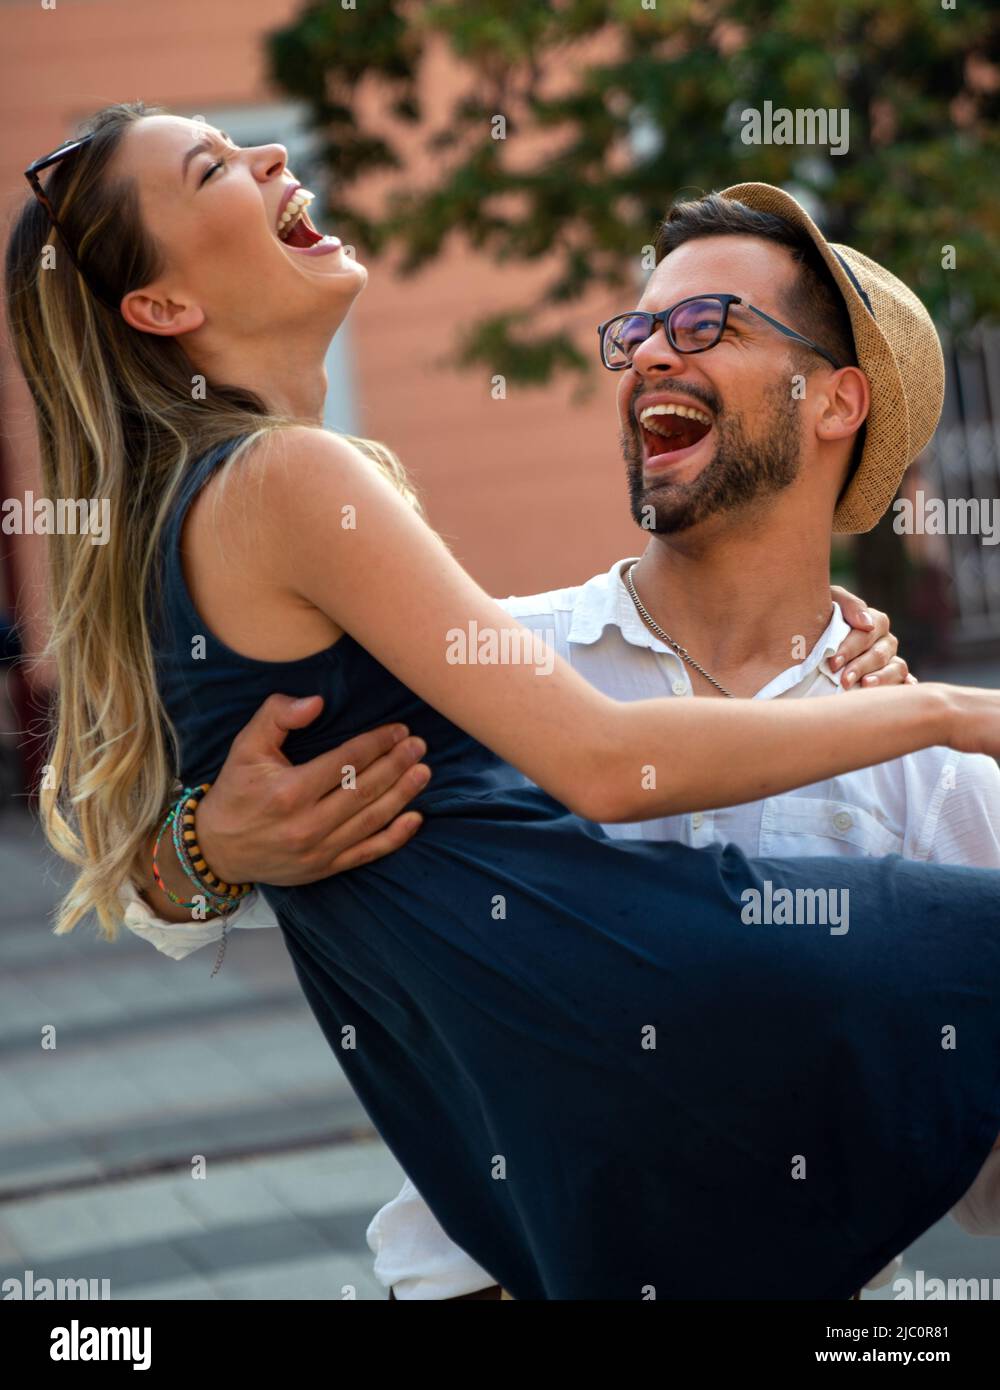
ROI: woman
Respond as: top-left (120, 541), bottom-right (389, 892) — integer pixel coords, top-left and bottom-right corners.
top-left (7, 101), bottom-right (1000, 1300)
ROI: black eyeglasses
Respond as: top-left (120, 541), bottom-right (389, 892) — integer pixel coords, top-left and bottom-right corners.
top-left (597, 294), bottom-right (841, 372)
top-left (24, 132), bottom-right (119, 307)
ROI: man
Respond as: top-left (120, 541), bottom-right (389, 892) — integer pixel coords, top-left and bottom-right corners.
top-left (122, 182), bottom-right (1000, 1298)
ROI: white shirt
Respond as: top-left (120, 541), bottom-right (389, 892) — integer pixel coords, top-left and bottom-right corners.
top-left (121, 557), bottom-right (1000, 1295)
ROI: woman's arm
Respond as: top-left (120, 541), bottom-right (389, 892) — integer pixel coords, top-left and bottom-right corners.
top-left (238, 427), bottom-right (989, 825)
top-left (126, 576), bottom-right (911, 917)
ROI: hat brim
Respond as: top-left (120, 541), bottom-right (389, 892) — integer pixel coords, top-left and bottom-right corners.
top-left (718, 183), bottom-right (912, 534)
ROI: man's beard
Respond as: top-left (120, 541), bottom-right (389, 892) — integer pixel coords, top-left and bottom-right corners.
top-left (623, 381), bottom-right (804, 534)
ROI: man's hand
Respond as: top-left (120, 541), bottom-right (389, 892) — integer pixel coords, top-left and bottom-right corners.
top-left (829, 585), bottom-right (915, 689)
top-left (196, 694), bottom-right (431, 887)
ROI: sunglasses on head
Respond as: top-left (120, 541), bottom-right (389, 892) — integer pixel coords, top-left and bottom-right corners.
top-left (24, 131), bottom-right (119, 308)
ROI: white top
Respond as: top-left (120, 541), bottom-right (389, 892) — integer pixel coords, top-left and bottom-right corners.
top-left (120, 558), bottom-right (1000, 1296)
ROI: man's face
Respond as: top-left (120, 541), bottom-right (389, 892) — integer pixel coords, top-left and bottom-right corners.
top-left (616, 236), bottom-right (817, 534)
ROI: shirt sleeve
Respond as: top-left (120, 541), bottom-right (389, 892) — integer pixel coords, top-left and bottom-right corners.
top-left (366, 1176), bottom-right (496, 1298)
top-left (919, 752), bottom-right (1000, 867)
top-left (120, 876), bottom-right (273, 961)
top-left (914, 752), bottom-right (1000, 1233)
top-left (950, 1147), bottom-right (1000, 1237)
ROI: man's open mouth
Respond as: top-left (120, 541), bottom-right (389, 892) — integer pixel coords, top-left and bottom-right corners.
top-left (275, 187), bottom-right (330, 249)
top-left (637, 402), bottom-right (713, 467)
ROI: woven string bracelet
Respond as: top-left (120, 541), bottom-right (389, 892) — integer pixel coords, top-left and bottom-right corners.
top-left (150, 784), bottom-right (254, 977)
top-left (174, 782), bottom-right (254, 977)
top-left (152, 796), bottom-right (214, 912)
top-left (170, 790), bottom-right (238, 910)
top-left (174, 783), bottom-right (253, 905)
top-left (151, 789), bottom-right (234, 911)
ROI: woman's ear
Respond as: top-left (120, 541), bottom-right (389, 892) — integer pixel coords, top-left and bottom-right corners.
top-left (120, 286), bottom-right (204, 336)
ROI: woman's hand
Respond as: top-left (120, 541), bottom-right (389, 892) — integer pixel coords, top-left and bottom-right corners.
top-left (829, 585), bottom-right (913, 688)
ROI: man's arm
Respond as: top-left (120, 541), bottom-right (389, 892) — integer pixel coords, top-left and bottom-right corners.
top-left (125, 584), bottom-right (911, 949)
top-left (122, 693), bottom-right (431, 955)
top-left (917, 749), bottom-right (1000, 867)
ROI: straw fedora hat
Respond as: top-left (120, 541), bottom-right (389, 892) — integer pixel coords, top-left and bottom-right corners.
top-left (717, 182), bottom-right (945, 534)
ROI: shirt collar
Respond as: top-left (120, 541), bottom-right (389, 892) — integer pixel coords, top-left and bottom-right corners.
top-left (756, 603), bottom-right (847, 698)
top-left (567, 556), bottom-right (848, 695)
top-left (566, 556), bottom-right (660, 649)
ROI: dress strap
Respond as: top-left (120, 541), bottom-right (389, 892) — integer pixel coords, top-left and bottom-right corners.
top-left (167, 434), bottom-right (253, 539)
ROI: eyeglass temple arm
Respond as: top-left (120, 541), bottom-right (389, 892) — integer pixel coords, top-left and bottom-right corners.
top-left (23, 133), bottom-right (100, 267)
top-left (745, 304), bottom-right (841, 370)
top-left (24, 134), bottom-right (95, 179)
top-left (26, 178), bottom-right (84, 273)
top-left (24, 160), bottom-right (99, 288)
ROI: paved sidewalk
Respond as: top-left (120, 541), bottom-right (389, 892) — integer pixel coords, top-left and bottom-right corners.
top-left (0, 807), bottom-right (403, 1300)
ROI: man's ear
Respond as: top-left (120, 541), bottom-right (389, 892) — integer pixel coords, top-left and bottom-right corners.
top-left (815, 365), bottom-right (869, 445)
top-left (120, 286), bottom-right (205, 336)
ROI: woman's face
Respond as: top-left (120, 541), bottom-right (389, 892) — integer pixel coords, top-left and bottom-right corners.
top-left (114, 114), bottom-right (366, 341)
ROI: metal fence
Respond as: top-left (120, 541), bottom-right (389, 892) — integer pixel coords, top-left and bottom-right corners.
top-left (921, 325), bottom-right (1000, 656)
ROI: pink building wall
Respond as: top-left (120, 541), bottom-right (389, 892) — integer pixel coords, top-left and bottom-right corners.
top-left (0, 0), bottom-right (639, 695)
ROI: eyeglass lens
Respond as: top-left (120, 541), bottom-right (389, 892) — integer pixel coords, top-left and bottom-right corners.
top-left (603, 297), bottom-right (727, 366)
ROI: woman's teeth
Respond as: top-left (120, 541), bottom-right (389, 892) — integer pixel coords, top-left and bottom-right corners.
top-left (277, 188), bottom-right (315, 240)
top-left (639, 403), bottom-right (712, 434)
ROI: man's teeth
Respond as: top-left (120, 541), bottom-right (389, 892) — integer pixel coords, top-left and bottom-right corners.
top-left (277, 188), bottom-right (315, 239)
top-left (639, 403), bottom-right (712, 434)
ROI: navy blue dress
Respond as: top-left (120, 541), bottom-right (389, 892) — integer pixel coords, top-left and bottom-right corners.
top-left (150, 437), bottom-right (1000, 1299)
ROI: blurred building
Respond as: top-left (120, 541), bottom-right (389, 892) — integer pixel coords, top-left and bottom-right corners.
top-left (0, 0), bottom-right (634, 696)
top-left (921, 326), bottom-right (1000, 659)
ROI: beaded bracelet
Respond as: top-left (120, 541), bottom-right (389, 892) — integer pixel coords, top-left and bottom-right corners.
top-left (171, 791), bottom-right (238, 910)
top-left (150, 783), bottom-right (255, 976)
top-left (174, 783), bottom-right (254, 905)
top-left (151, 786), bottom-right (253, 912)
top-left (175, 782), bottom-right (254, 977)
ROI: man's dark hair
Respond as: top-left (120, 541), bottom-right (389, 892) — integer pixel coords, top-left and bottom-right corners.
top-left (653, 192), bottom-right (864, 479)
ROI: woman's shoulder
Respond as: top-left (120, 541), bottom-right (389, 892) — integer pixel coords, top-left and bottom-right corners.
top-left (224, 425), bottom-right (414, 553)
top-left (191, 425), bottom-right (366, 529)
top-left (238, 424), bottom-right (373, 488)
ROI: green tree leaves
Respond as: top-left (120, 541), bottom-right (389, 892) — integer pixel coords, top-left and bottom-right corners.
top-left (268, 0), bottom-right (999, 380)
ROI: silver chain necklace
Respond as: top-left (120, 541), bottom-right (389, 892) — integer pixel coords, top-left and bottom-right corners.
top-left (623, 562), bottom-right (736, 699)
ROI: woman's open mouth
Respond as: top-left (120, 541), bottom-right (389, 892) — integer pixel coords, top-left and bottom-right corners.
top-left (637, 402), bottom-right (714, 471)
top-left (275, 186), bottom-right (343, 257)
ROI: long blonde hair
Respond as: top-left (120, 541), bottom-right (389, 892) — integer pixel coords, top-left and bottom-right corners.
top-left (4, 101), bottom-right (418, 942)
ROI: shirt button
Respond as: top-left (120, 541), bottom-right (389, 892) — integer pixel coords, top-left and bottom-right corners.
top-left (671, 679), bottom-right (688, 696)
top-left (833, 810), bottom-right (853, 832)
top-left (691, 812), bottom-right (704, 829)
